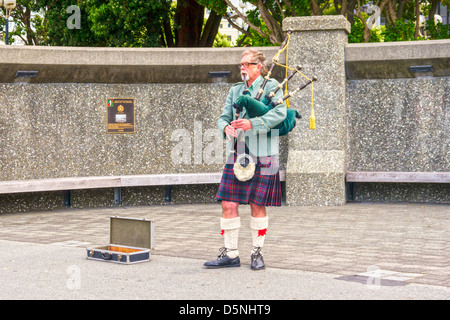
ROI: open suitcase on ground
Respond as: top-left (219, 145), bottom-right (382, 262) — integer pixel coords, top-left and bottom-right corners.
top-left (87, 216), bottom-right (154, 264)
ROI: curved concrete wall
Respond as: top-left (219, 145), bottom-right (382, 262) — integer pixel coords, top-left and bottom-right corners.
top-left (345, 40), bottom-right (449, 203)
top-left (0, 46), bottom-right (285, 84)
top-left (0, 19), bottom-right (448, 211)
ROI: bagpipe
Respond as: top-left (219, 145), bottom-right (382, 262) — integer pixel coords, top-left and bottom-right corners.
top-left (233, 30), bottom-right (317, 136)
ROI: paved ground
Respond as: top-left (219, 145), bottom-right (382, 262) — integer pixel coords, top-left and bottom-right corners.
top-left (0, 202), bottom-right (449, 300)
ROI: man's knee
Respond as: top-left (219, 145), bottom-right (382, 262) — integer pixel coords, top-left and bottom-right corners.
top-left (222, 201), bottom-right (239, 218)
top-left (250, 202), bottom-right (266, 217)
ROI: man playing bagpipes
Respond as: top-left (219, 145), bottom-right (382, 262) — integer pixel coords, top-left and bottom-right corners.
top-left (204, 27), bottom-right (317, 270)
top-left (203, 48), bottom-right (288, 270)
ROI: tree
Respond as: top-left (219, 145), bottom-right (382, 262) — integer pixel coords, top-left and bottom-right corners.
top-left (3, 0), bottom-right (449, 46)
top-left (4, 0), bottom-right (225, 47)
top-left (1, 0), bottom-right (45, 45)
top-left (203, 0), bottom-right (450, 44)
top-left (162, 0), bottom-right (223, 47)
top-left (221, 0), bottom-right (287, 44)
top-left (56, 0), bottom-right (173, 47)
top-left (1, 0), bottom-right (174, 46)
top-left (213, 31), bottom-right (231, 46)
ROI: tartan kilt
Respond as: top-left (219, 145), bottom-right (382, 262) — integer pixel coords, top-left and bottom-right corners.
top-left (216, 153), bottom-right (282, 207)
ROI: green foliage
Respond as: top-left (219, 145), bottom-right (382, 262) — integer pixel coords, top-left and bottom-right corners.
top-left (196, 0), bottom-right (228, 16)
top-left (349, 15), bottom-right (450, 43)
top-left (289, 0), bottom-right (311, 16)
top-left (213, 32), bottom-right (230, 47)
top-left (1, 0), bottom-right (46, 44)
top-left (382, 18), bottom-right (421, 42)
top-left (348, 13), bottom-right (450, 43)
top-left (43, 0), bottom-right (97, 46)
top-left (348, 15), bottom-right (384, 43)
top-left (425, 20), bottom-right (450, 39)
top-left (30, 11), bottom-right (47, 44)
top-left (236, 29), bottom-right (273, 47)
top-left (234, 8), bottom-right (275, 48)
top-left (3, 0), bottom-right (450, 47)
top-left (84, 0), bottom-right (169, 47)
top-left (32, 0), bottom-right (172, 47)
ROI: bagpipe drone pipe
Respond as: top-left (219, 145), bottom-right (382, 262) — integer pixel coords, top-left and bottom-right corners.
top-left (233, 31), bottom-right (317, 136)
top-left (233, 74), bottom-right (250, 120)
top-left (234, 74), bottom-right (317, 136)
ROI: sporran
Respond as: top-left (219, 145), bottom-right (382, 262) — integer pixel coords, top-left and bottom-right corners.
top-left (233, 153), bottom-right (255, 182)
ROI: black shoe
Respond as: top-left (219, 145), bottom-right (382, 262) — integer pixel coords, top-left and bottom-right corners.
top-left (204, 247), bottom-right (240, 269)
top-left (251, 247), bottom-right (265, 270)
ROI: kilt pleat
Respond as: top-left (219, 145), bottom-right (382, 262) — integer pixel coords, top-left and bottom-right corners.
top-left (216, 154), bottom-right (282, 207)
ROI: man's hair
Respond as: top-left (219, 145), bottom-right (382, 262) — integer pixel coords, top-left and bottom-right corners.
top-left (241, 48), bottom-right (269, 76)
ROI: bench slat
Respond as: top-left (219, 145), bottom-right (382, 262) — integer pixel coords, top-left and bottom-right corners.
top-left (1, 170), bottom-right (444, 195)
top-left (346, 172), bottom-right (450, 183)
top-left (0, 171), bottom-right (286, 194)
top-left (0, 176), bottom-right (122, 194)
top-left (120, 173), bottom-right (223, 187)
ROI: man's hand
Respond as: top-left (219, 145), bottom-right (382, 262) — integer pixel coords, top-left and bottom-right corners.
top-left (224, 125), bottom-right (238, 140)
top-left (231, 119), bottom-right (252, 131)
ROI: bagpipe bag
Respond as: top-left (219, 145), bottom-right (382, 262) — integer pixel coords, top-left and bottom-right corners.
top-left (234, 94), bottom-right (301, 136)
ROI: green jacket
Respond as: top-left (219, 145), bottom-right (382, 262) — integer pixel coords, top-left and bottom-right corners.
top-left (217, 76), bottom-right (287, 157)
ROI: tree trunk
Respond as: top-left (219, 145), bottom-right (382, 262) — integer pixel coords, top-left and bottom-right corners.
top-left (376, 0), bottom-right (392, 25)
top-left (199, 9), bottom-right (222, 47)
top-left (428, 0), bottom-right (440, 22)
top-left (344, 0), bottom-right (358, 24)
top-left (387, 0), bottom-right (398, 25)
top-left (224, 0), bottom-right (268, 40)
top-left (397, 0), bottom-right (408, 19)
top-left (356, 0), bottom-right (370, 42)
top-left (256, 0), bottom-right (284, 44)
top-left (414, 0), bottom-right (421, 39)
top-left (310, 0), bottom-right (321, 15)
top-left (175, 0), bottom-right (204, 47)
top-left (339, 0), bottom-right (348, 16)
top-left (162, 20), bottom-right (175, 47)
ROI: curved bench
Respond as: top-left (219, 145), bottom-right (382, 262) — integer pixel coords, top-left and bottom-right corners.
top-left (0, 170), bottom-right (286, 205)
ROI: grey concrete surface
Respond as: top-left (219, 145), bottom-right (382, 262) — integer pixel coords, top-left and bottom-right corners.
top-left (0, 46), bottom-right (285, 84)
top-left (1, 239), bottom-right (449, 300)
top-left (345, 39), bottom-right (450, 79)
top-left (0, 202), bottom-right (449, 300)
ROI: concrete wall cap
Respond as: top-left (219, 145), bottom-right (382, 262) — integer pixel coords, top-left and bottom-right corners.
top-left (346, 39), bottom-right (450, 61)
top-left (283, 16), bottom-right (351, 34)
top-left (0, 46), bottom-right (283, 66)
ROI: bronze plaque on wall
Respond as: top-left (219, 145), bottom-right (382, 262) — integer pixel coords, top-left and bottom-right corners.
top-left (107, 98), bottom-right (135, 133)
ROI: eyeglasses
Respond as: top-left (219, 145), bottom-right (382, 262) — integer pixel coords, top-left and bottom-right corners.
top-left (239, 62), bottom-right (259, 68)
